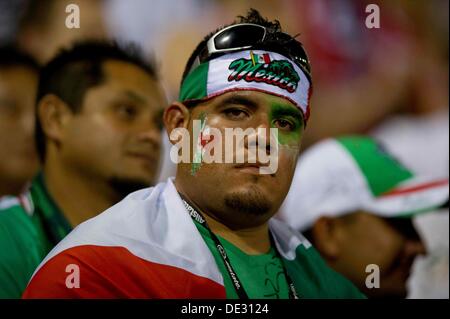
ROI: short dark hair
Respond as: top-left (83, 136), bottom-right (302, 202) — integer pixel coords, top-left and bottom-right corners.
top-left (35, 40), bottom-right (158, 162)
top-left (0, 45), bottom-right (39, 71)
top-left (181, 8), bottom-right (310, 85)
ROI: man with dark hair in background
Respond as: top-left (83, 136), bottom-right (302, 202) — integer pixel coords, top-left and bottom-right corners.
top-left (24, 10), bottom-right (364, 299)
top-left (0, 46), bottom-right (39, 197)
top-left (0, 41), bottom-right (166, 298)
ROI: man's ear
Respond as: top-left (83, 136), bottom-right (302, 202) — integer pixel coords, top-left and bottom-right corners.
top-left (163, 101), bottom-right (190, 145)
top-left (37, 94), bottom-right (74, 146)
top-left (311, 216), bottom-right (343, 260)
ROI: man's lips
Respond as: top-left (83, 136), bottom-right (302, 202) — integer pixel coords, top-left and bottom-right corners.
top-left (127, 152), bottom-right (157, 162)
top-left (384, 251), bottom-right (417, 281)
top-left (234, 163), bottom-right (264, 173)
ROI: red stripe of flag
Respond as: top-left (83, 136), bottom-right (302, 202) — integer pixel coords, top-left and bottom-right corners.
top-left (23, 245), bottom-right (226, 298)
top-left (381, 179), bottom-right (448, 197)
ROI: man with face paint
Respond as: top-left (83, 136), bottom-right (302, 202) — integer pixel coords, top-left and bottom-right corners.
top-left (24, 9), bottom-right (364, 299)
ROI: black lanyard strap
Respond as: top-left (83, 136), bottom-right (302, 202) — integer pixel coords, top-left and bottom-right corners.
top-left (270, 234), bottom-right (300, 299)
top-left (181, 196), bottom-right (249, 299)
top-left (180, 194), bottom-right (299, 299)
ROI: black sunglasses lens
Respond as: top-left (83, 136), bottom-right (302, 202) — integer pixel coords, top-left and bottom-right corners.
top-left (285, 43), bottom-right (310, 73)
top-left (271, 33), bottom-right (311, 74)
top-left (214, 25), bottom-right (265, 50)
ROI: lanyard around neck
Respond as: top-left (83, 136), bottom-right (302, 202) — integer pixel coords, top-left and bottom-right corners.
top-left (180, 194), bottom-right (299, 299)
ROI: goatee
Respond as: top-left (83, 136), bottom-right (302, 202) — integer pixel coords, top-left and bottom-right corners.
top-left (224, 185), bottom-right (272, 216)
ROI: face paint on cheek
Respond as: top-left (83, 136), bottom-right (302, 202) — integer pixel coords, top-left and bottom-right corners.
top-left (257, 127), bottom-right (300, 175)
top-left (278, 133), bottom-right (302, 175)
top-left (269, 103), bottom-right (304, 148)
top-left (191, 112), bottom-right (208, 176)
top-left (277, 131), bottom-right (302, 147)
top-left (278, 144), bottom-right (300, 173)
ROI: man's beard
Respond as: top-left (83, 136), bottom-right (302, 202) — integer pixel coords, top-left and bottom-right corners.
top-left (108, 177), bottom-right (153, 199)
top-left (224, 185), bottom-right (272, 217)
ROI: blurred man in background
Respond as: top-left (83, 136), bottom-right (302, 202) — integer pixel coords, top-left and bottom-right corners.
top-left (0, 41), bottom-right (166, 298)
top-left (279, 136), bottom-right (449, 298)
top-left (0, 46), bottom-right (39, 197)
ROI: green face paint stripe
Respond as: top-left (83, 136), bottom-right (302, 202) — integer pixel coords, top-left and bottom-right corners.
top-left (190, 162), bottom-right (202, 176)
top-left (191, 112), bottom-right (207, 175)
top-left (269, 103), bottom-right (303, 146)
top-left (337, 137), bottom-right (413, 196)
top-left (271, 106), bottom-right (303, 122)
top-left (277, 132), bottom-right (302, 147)
top-left (179, 62), bottom-right (209, 101)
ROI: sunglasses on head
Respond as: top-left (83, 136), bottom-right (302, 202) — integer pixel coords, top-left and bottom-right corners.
top-left (188, 23), bottom-right (312, 80)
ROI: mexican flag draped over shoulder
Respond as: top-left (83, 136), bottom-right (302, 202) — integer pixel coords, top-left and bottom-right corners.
top-left (23, 179), bottom-right (364, 299)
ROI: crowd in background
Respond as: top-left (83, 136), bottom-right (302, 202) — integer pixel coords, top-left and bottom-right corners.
top-left (0, 0), bottom-right (448, 298)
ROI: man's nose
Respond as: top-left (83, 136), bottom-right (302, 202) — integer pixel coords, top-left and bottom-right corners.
top-left (246, 122), bottom-right (273, 154)
top-left (404, 238), bottom-right (427, 257)
top-left (136, 124), bottom-right (161, 149)
top-left (22, 107), bottom-right (35, 137)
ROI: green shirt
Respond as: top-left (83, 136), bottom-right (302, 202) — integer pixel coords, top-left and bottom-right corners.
top-left (194, 221), bottom-right (366, 299)
top-left (0, 173), bottom-right (72, 298)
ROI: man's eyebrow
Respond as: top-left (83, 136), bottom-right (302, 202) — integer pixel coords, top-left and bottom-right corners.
top-left (271, 103), bottom-right (303, 122)
top-left (219, 95), bottom-right (259, 110)
top-left (120, 90), bottom-right (147, 104)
